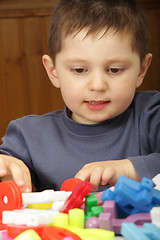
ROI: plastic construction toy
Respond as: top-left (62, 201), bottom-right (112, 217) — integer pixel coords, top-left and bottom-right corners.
top-left (85, 200), bottom-right (151, 234)
top-left (152, 174), bottom-right (160, 191)
top-left (0, 176), bottom-right (160, 240)
top-left (60, 180), bottom-right (92, 214)
top-left (150, 207), bottom-right (160, 228)
top-left (60, 178), bottom-right (83, 192)
top-left (0, 181), bottom-right (23, 230)
top-left (121, 223), bottom-right (160, 240)
top-left (101, 176), bottom-right (160, 217)
top-left (42, 226), bottom-right (82, 240)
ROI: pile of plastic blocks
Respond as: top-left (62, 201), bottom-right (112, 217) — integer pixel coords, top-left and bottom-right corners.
top-left (0, 174), bottom-right (160, 240)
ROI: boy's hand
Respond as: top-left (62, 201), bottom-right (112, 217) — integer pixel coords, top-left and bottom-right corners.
top-left (0, 154), bottom-right (32, 193)
top-left (75, 159), bottom-right (140, 191)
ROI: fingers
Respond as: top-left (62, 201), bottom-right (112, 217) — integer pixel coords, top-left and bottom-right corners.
top-left (9, 161), bottom-right (32, 193)
top-left (0, 155), bottom-right (32, 193)
top-left (75, 164), bottom-right (106, 191)
top-left (89, 166), bottom-right (104, 191)
top-left (101, 166), bottom-right (117, 186)
top-left (75, 161), bottom-right (120, 191)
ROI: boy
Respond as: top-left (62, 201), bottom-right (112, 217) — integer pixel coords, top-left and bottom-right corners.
top-left (0, 0), bottom-right (159, 193)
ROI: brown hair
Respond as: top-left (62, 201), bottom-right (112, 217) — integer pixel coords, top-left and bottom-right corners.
top-left (48, 0), bottom-right (149, 63)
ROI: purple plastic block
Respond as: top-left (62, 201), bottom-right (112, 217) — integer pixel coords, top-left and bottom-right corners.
top-left (98, 212), bottom-right (151, 234)
top-left (98, 212), bottom-right (113, 231)
top-left (85, 216), bottom-right (99, 228)
top-left (102, 200), bottom-right (117, 218)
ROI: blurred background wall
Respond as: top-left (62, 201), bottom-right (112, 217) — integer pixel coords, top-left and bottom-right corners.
top-left (0, 0), bottom-right (160, 142)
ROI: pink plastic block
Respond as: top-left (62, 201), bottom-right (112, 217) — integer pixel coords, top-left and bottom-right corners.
top-left (85, 217), bottom-right (99, 228)
top-left (95, 192), bottom-right (103, 205)
top-left (63, 237), bottom-right (74, 240)
top-left (2, 231), bottom-right (14, 240)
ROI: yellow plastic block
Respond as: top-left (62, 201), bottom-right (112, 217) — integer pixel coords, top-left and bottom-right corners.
top-left (54, 213), bottom-right (69, 228)
top-left (67, 226), bottom-right (115, 240)
top-left (14, 229), bottom-right (42, 240)
top-left (69, 208), bottom-right (84, 228)
top-left (27, 203), bottom-right (53, 209)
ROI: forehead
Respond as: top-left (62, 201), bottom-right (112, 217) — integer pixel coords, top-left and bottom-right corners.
top-left (61, 28), bottom-right (134, 51)
top-left (56, 28), bottom-right (140, 65)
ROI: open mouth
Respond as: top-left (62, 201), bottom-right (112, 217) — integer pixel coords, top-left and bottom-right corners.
top-left (85, 100), bottom-right (110, 110)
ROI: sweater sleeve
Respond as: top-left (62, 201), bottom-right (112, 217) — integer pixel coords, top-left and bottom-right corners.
top-left (0, 120), bottom-right (37, 183)
top-left (129, 92), bottom-right (160, 179)
top-left (0, 120), bottom-right (31, 161)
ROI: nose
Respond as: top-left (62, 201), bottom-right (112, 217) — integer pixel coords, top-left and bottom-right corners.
top-left (88, 71), bottom-right (108, 92)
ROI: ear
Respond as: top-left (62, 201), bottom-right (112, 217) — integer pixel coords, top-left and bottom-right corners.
top-left (42, 55), bottom-right (60, 88)
top-left (136, 53), bottom-right (152, 88)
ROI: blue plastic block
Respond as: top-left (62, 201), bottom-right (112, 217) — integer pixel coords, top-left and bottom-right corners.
top-left (121, 223), bottom-right (160, 240)
top-left (101, 176), bottom-right (160, 218)
top-left (140, 177), bottom-right (154, 191)
top-left (101, 188), bottom-right (116, 202)
top-left (152, 188), bottom-right (160, 205)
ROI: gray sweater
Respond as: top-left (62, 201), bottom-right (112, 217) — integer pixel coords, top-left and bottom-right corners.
top-left (0, 91), bottom-right (160, 191)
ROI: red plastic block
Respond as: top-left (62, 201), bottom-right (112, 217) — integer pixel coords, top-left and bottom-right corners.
top-left (42, 226), bottom-right (81, 240)
top-left (7, 224), bottom-right (45, 238)
top-left (60, 178), bottom-right (83, 192)
top-left (60, 180), bottom-right (92, 214)
top-left (0, 181), bottom-right (22, 230)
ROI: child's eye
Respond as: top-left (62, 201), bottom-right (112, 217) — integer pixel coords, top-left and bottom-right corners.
top-left (71, 68), bottom-right (87, 74)
top-left (107, 68), bottom-right (124, 74)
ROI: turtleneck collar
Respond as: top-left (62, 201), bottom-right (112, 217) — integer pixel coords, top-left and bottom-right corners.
top-left (61, 105), bottom-right (132, 136)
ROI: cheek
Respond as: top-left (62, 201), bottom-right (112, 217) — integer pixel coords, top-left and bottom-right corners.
top-left (112, 81), bottom-right (136, 104)
top-left (60, 83), bottom-right (80, 105)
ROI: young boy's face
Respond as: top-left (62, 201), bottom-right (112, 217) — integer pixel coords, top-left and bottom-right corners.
top-left (45, 29), bottom-right (151, 124)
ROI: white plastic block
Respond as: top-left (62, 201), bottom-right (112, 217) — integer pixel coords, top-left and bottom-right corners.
top-left (152, 174), bottom-right (160, 190)
top-left (22, 190), bottom-right (71, 205)
top-left (150, 207), bottom-right (160, 228)
top-left (52, 201), bottom-right (65, 211)
top-left (2, 209), bottom-right (60, 226)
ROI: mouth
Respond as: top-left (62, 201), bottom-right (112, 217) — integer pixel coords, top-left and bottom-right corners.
top-left (85, 100), bottom-right (110, 111)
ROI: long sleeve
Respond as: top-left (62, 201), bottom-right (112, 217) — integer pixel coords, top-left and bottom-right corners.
top-left (129, 91), bottom-right (160, 179)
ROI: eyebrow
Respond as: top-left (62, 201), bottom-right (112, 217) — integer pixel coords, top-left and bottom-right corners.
top-left (63, 58), bottom-right (89, 65)
top-left (63, 58), bottom-right (132, 65)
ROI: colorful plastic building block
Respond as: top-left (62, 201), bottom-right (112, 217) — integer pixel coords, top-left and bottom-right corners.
top-left (69, 209), bottom-right (84, 228)
top-left (121, 223), bottom-right (160, 240)
top-left (27, 203), bottom-right (53, 209)
top-left (14, 229), bottom-right (42, 240)
top-left (60, 178), bottom-right (83, 192)
top-left (67, 226), bottom-right (114, 240)
top-left (6, 224), bottom-right (45, 238)
top-left (2, 209), bottom-right (59, 226)
top-left (22, 190), bottom-right (71, 205)
top-left (54, 213), bottom-right (69, 228)
top-left (101, 176), bottom-right (160, 217)
top-left (0, 181), bottom-right (23, 230)
top-left (63, 238), bottom-right (74, 240)
top-left (85, 194), bottom-right (97, 215)
top-left (152, 174), bottom-right (160, 190)
top-left (42, 226), bottom-right (81, 240)
top-left (85, 217), bottom-right (99, 228)
top-left (98, 212), bottom-right (151, 234)
top-left (150, 207), bottom-right (160, 228)
top-left (60, 180), bottom-right (92, 213)
top-left (2, 231), bottom-right (14, 240)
